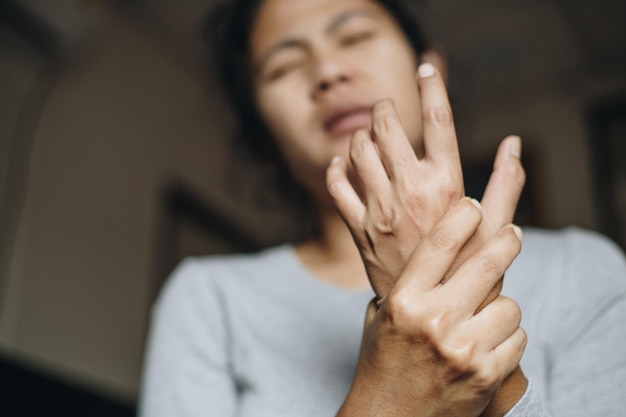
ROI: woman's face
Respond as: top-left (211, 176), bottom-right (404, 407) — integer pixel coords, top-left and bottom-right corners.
top-left (249, 0), bottom-right (422, 201)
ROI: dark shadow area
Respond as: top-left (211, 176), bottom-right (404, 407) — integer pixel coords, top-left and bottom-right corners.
top-left (587, 95), bottom-right (626, 250)
top-left (0, 354), bottom-right (136, 417)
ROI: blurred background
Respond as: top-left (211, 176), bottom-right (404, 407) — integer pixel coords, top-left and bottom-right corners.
top-left (1, 0), bottom-right (625, 415)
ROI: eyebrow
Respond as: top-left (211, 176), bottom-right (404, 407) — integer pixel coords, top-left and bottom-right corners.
top-left (253, 9), bottom-right (378, 76)
top-left (327, 9), bottom-right (376, 35)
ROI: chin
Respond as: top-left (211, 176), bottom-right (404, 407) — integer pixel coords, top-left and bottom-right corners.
top-left (325, 131), bottom-right (354, 159)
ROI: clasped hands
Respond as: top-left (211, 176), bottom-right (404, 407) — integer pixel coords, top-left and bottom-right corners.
top-left (328, 64), bottom-right (527, 417)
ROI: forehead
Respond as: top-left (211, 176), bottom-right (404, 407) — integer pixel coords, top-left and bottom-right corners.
top-left (249, 0), bottom-right (390, 57)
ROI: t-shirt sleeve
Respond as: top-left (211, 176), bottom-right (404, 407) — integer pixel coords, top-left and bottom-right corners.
top-left (545, 230), bottom-right (626, 416)
top-left (138, 258), bottom-right (237, 417)
top-left (505, 228), bottom-right (626, 417)
top-left (504, 381), bottom-right (551, 417)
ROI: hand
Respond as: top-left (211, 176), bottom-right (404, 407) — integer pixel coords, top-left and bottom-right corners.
top-left (337, 200), bottom-right (527, 417)
top-left (327, 63), bottom-right (528, 415)
top-left (326, 63), bottom-right (526, 306)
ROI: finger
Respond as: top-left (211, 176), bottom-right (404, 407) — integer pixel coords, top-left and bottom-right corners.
top-left (474, 279), bottom-right (503, 314)
top-left (468, 295), bottom-right (522, 350)
top-left (369, 98), bottom-right (419, 181)
top-left (327, 155), bottom-right (366, 231)
top-left (490, 327), bottom-right (527, 381)
top-left (443, 224), bottom-right (522, 315)
top-left (349, 129), bottom-right (392, 208)
top-left (417, 63), bottom-right (462, 177)
top-left (391, 197), bottom-right (483, 294)
top-left (481, 136), bottom-right (526, 231)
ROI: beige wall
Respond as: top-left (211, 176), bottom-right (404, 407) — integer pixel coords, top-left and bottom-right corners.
top-left (0, 16), bottom-right (289, 400)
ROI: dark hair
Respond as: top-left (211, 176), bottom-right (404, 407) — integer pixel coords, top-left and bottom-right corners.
top-left (203, 0), bottom-right (429, 240)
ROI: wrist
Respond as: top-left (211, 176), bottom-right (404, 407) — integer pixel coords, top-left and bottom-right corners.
top-left (336, 376), bottom-right (390, 417)
top-left (479, 366), bottom-right (528, 417)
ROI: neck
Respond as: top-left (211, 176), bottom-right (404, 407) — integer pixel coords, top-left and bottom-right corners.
top-left (295, 201), bottom-right (370, 290)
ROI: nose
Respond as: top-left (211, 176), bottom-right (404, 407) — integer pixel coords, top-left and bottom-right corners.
top-left (310, 52), bottom-right (352, 100)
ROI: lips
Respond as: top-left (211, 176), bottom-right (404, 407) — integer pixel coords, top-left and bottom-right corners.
top-left (323, 106), bottom-right (372, 136)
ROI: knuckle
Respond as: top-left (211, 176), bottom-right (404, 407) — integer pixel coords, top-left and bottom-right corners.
top-left (461, 198), bottom-right (483, 219)
top-left (326, 180), bottom-right (342, 198)
top-left (518, 327), bottom-right (528, 350)
top-left (385, 295), bottom-right (450, 339)
top-left (405, 192), bottom-right (426, 214)
top-left (506, 228), bottom-right (523, 254)
top-left (506, 161), bottom-right (526, 189)
top-left (472, 364), bottom-right (500, 394)
top-left (372, 114), bottom-right (399, 138)
top-left (439, 339), bottom-right (477, 375)
top-left (421, 313), bottom-right (450, 342)
top-left (374, 97), bottom-right (395, 112)
top-left (384, 292), bottom-right (416, 326)
top-left (424, 106), bottom-right (453, 126)
top-left (325, 163), bottom-right (339, 183)
top-left (375, 201), bottom-right (396, 228)
top-left (500, 296), bottom-right (522, 326)
top-left (438, 176), bottom-right (462, 202)
top-left (349, 136), bottom-right (369, 160)
top-left (373, 222), bottom-right (394, 237)
top-left (479, 254), bottom-right (504, 277)
top-left (398, 180), bottom-right (426, 211)
top-left (429, 227), bottom-right (460, 252)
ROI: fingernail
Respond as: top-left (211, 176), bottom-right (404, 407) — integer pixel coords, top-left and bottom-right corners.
top-left (512, 225), bottom-right (523, 241)
top-left (469, 197), bottom-right (481, 210)
top-left (331, 155), bottom-right (341, 165)
top-left (508, 135), bottom-right (521, 159)
top-left (418, 63), bottom-right (435, 78)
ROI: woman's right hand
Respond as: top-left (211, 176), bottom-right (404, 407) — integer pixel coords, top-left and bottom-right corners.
top-left (326, 63), bottom-right (525, 307)
top-left (337, 199), bottom-right (526, 417)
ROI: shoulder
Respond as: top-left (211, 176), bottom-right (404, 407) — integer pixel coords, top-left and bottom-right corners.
top-left (152, 244), bottom-right (295, 316)
top-left (506, 226), bottom-right (626, 339)
top-left (506, 226), bottom-right (626, 315)
top-left (513, 226), bottom-right (626, 285)
top-left (520, 226), bottom-right (624, 262)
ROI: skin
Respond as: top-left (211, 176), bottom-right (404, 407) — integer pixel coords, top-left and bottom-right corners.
top-left (249, 0), bottom-right (528, 415)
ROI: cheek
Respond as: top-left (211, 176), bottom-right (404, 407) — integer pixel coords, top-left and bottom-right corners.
top-left (381, 47), bottom-right (422, 149)
top-left (257, 87), bottom-right (303, 150)
top-left (396, 81), bottom-right (423, 151)
top-left (255, 85), bottom-right (319, 169)
top-left (257, 89), bottom-right (291, 140)
top-left (359, 35), bottom-right (422, 146)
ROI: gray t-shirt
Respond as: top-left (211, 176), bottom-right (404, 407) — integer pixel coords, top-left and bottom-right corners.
top-left (139, 227), bottom-right (626, 416)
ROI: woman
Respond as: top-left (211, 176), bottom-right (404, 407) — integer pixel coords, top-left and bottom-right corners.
top-left (139, 0), bottom-right (626, 416)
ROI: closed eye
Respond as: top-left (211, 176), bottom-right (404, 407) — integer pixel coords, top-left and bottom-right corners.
top-left (340, 31), bottom-right (375, 47)
top-left (266, 61), bottom-right (304, 81)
